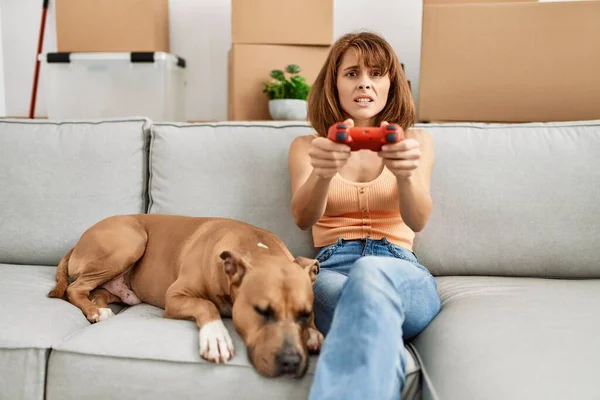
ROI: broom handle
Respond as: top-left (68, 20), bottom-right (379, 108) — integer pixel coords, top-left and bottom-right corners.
top-left (29, 0), bottom-right (49, 119)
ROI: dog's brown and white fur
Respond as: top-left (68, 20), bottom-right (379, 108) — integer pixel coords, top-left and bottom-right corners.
top-left (48, 214), bottom-right (323, 378)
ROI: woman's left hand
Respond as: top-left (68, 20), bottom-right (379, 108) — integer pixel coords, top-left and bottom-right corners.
top-left (377, 121), bottom-right (422, 179)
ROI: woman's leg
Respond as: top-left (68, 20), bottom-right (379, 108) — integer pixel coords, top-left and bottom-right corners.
top-left (312, 238), bottom-right (363, 336)
top-left (309, 256), bottom-right (441, 400)
top-left (313, 269), bottom-right (347, 336)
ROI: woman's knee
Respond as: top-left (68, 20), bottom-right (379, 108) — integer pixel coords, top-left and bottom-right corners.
top-left (346, 256), bottom-right (436, 297)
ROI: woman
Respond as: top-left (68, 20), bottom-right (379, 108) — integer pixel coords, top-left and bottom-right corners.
top-left (288, 31), bottom-right (441, 399)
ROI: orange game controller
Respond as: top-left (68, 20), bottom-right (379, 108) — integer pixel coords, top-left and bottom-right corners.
top-left (327, 122), bottom-right (404, 151)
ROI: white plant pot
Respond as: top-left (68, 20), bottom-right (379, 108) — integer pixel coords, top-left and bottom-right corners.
top-left (268, 99), bottom-right (307, 121)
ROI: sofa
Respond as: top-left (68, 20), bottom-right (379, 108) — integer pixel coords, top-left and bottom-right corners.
top-left (0, 117), bottom-right (598, 400)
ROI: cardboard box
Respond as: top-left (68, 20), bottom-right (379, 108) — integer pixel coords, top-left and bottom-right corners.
top-left (55, 0), bottom-right (170, 52)
top-left (418, 1), bottom-right (600, 122)
top-left (228, 44), bottom-right (330, 121)
top-left (424, 0), bottom-right (535, 4)
top-left (231, 0), bottom-right (333, 45)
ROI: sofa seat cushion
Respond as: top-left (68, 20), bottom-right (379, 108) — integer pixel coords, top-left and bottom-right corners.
top-left (46, 303), bottom-right (422, 400)
top-left (0, 264), bottom-right (92, 400)
top-left (411, 276), bottom-right (600, 400)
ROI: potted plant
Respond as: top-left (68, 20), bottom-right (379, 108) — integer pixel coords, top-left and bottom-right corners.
top-left (263, 64), bottom-right (311, 120)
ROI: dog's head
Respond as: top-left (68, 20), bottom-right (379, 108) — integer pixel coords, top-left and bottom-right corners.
top-left (219, 250), bottom-right (319, 378)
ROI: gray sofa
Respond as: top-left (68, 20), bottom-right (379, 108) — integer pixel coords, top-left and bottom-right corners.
top-left (0, 117), bottom-right (598, 400)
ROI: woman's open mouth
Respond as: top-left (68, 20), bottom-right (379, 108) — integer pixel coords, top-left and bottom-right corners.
top-left (354, 95), bottom-right (374, 107)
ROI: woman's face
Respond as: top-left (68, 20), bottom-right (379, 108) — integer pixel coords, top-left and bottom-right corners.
top-left (336, 49), bottom-right (391, 127)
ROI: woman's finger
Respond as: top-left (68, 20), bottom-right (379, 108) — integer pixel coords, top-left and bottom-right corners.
top-left (381, 138), bottom-right (419, 152)
top-left (310, 147), bottom-right (351, 161)
top-left (311, 159), bottom-right (347, 169)
top-left (384, 159), bottom-right (420, 170)
top-left (379, 148), bottom-right (421, 160)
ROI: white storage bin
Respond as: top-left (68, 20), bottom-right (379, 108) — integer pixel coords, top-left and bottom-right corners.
top-left (39, 52), bottom-right (186, 121)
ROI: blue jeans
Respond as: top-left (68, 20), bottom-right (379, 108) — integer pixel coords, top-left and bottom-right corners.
top-left (309, 237), bottom-right (441, 400)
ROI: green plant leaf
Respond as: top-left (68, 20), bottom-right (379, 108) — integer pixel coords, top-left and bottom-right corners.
top-left (286, 64), bottom-right (300, 74)
top-left (264, 65), bottom-right (311, 100)
top-left (270, 69), bottom-right (285, 81)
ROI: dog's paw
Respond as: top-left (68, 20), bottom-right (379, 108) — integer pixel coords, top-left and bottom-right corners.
top-left (199, 320), bottom-right (235, 363)
top-left (98, 307), bottom-right (115, 321)
top-left (88, 307), bottom-right (115, 323)
top-left (307, 327), bottom-right (324, 353)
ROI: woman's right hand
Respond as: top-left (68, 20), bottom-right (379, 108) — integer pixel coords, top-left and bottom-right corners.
top-left (308, 119), bottom-right (353, 179)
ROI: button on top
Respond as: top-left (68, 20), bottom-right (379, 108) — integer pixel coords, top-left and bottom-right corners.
top-left (359, 188), bottom-right (365, 194)
top-left (362, 208), bottom-right (367, 213)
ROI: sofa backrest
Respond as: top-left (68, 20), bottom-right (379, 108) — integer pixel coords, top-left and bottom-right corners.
top-left (3, 118), bottom-right (597, 279)
top-left (0, 118), bottom-right (151, 266)
top-left (413, 120), bottom-right (600, 278)
top-left (149, 122), bottom-right (316, 258)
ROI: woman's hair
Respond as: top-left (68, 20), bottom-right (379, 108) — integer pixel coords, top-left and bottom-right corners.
top-left (307, 31), bottom-right (416, 136)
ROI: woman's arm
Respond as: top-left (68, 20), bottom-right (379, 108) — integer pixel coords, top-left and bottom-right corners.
top-left (379, 128), bottom-right (435, 232)
top-left (288, 135), bottom-right (351, 230)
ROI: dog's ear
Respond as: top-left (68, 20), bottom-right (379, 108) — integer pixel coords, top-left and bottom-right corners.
top-left (294, 257), bottom-right (320, 283)
top-left (220, 250), bottom-right (250, 286)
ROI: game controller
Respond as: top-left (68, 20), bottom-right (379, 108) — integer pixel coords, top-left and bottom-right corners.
top-left (327, 122), bottom-right (404, 151)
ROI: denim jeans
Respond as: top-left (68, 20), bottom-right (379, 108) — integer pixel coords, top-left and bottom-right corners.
top-left (309, 237), bottom-right (441, 400)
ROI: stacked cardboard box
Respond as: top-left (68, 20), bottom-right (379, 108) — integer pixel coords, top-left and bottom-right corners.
top-left (228, 0), bottom-right (333, 121)
top-left (55, 0), bottom-right (170, 52)
top-left (418, 0), bottom-right (600, 123)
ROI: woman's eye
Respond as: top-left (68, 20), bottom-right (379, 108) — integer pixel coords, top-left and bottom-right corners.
top-left (372, 71), bottom-right (382, 77)
top-left (346, 71), bottom-right (357, 77)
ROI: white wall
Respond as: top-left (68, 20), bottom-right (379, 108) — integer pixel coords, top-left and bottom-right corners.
top-left (0, 4), bottom-right (6, 116)
top-left (0, 0), bottom-right (57, 118)
top-left (0, 0), bottom-right (422, 120)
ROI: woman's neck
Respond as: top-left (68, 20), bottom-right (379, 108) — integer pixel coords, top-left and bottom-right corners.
top-left (353, 118), bottom-right (375, 127)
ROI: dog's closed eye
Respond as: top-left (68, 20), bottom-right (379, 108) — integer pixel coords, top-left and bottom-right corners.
top-left (296, 310), bottom-right (311, 325)
top-left (254, 305), bottom-right (275, 322)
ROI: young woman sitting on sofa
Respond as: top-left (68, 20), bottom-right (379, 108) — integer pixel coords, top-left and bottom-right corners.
top-left (287, 31), bottom-right (441, 400)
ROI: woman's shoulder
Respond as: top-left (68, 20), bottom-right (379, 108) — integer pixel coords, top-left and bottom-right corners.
top-left (406, 126), bottom-right (431, 140)
top-left (290, 132), bottom-right (319, 149)
top-left (406, 127), bottom-right (433, 148)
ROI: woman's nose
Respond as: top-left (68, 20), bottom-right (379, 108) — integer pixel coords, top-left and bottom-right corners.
top-left (358, 83), bottom-right (371, 90)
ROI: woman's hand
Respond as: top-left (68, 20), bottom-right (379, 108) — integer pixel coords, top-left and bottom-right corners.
top-left (377, 121), bottom-right (421, 179)
top-left (308, 118), bottom-right (352, 179)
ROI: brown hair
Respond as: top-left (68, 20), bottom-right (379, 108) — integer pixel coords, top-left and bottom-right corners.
top-left (307, 31), bottom-right (416, 136)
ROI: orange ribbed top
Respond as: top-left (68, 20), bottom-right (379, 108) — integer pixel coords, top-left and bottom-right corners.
top-left (312, 166), bottom-right (415, 250)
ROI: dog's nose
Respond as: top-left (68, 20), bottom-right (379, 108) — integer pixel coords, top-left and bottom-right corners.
top-left (276, 346), bottom-right (302, 375)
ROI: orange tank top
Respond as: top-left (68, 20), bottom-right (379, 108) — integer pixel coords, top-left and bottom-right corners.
top-left (312, 167), bottom-right (415, 250)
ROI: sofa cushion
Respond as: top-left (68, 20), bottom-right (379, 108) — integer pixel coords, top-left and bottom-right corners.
top-left (0, 118), bottom-right (151, 266)
top-left (46, 303), bottom-right (422, 399)
top-left (148, 121), bottom-right (315, 258)
top-left (410, 276), bottom-right (600, 400)
top-left (413, 120), bottom-right (600, 278)
top-left (0, 264), bottom-right (92, 400)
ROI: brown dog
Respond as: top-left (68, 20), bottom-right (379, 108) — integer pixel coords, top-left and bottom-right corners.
top-left (48, 214), bottom-right (324, 378)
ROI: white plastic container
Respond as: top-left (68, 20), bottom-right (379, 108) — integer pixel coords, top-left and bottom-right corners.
top-left (39, 52), bottom-right (186, 121)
